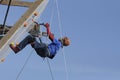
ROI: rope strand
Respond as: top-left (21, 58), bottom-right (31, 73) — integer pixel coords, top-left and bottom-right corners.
top-left (16, 49), bottom-right (34, 80)
top-left (45, 33), bottom-right (55, 80)
top-left (50, 0), bottom-right (55, 26)
top-left (55, 0), bottom-right (69, 80)
top-left (46, 58), bottom-right (55, 80)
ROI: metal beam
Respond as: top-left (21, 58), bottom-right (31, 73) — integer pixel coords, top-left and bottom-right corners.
top-left (0, 0), bottom-right (43, 49)
top-left (0, 0), bottom-right (34, 7)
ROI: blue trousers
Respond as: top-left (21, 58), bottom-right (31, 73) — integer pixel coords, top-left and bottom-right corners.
top-left (18, 35), bottom-right (50, 58)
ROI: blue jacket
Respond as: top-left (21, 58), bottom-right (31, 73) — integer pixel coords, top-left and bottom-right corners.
top-left (48, 39), bottom-right (62, 58)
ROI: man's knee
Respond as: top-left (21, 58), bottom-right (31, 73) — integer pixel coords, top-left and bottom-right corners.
top-left (26, 35), bottom-right (36, 43)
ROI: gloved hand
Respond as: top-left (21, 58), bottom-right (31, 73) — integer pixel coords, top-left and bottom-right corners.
top-left (44, 23), bottom-right (50, 28)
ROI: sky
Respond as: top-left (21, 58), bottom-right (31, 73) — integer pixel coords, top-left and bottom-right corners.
top-left (0, 0), bottom-right (120, 80)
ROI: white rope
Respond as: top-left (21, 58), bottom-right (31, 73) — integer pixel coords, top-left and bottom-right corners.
top-left (45, 31), bottom-right (55, 80)
top-left (40, 35), bottom-right (54, 80)
top-left (49, 0), bottom-right (55, 26)
top-left (44, 1), bottom-right (56, 80)
top-left (54, 0), bottom-right (69, 80)
top-left (46, 58), bottom-right (55, 80)
top-left (54, 0), bottom-right (63, 38)
top-left (16, 49), bottom-right (34, 80)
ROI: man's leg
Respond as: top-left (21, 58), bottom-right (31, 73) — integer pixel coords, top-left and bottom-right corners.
top-left (32, 42), bottom-right (48, 58)
top-left (10, 35), bottom-right (36, 53)
top-left (18, 35), bottom-right (36, 50)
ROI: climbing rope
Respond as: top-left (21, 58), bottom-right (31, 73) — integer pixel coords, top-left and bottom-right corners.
top-left (55, 0), bottom-right (69, 80)
top-left (43, 1), bottom-right (56, 80)
top-left (42, 0), bottom-right (69, 80)
top-left (2, 0), bottom-right (12, 35)
top-left (16, 49), bottom-right (34, 80)
top-left (46, 58), bottom-right (55, 80)
top-left (45, 36), bottom-right (55, 80)
top-left (49, 0), bottom-right (55, 26)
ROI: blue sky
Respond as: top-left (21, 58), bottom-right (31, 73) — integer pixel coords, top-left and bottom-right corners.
top-left (0, 0), bottom-right (120, 80)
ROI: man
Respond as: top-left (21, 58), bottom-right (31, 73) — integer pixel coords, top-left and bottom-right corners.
top-left (9, 23), bottom-right (70, 59)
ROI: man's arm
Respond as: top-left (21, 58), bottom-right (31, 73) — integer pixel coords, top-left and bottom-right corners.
top-left (44, 23), bottom-right (54, 41)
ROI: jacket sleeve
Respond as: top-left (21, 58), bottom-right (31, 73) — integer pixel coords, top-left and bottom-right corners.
top-left (44, 23), bottom-right (54, 41)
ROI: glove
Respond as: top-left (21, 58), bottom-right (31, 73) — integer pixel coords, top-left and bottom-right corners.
top-left (44, 23), bottom-right (50, 28)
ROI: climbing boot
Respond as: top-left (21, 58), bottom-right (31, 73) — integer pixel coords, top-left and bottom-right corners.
top-left (9, 43), bottom-right (20, 54)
